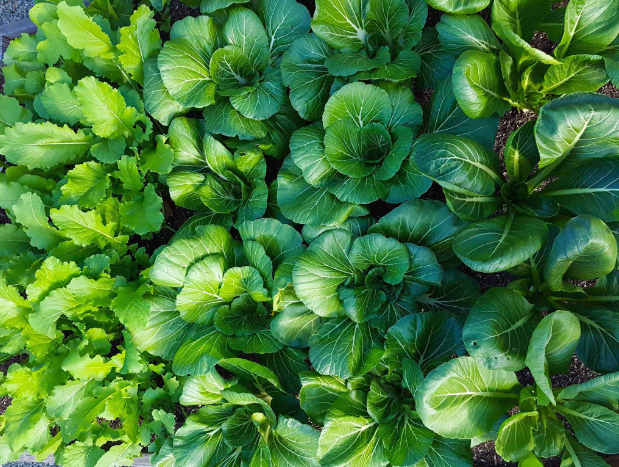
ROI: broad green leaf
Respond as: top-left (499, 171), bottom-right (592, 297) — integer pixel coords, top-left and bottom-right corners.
top-left (120, 184), bottom-right (164, 235)
top-left (4, 399), bottom-right (47, 451)
top-left (269, 416), bottom-right (320, 467)
top-left (57, 440), bottom-right (104, 467)
top-left (176, 256), bottom-right (226, 324)
top-left (324, 49), bottom-right (390, 77)
top-left (167, 117), bottom-right (206, 166)
top-left (544, 216), bottom-right (617, 291)
top-left (255, 0), bottom-right (311, 60)
top-left (378, 408), bottom-right (434, 466)
top-left (453, 214), bottom-right (548, 273)
top-left (539, 8), bottom-right (566, 43)
top-left (271, 303), bottom-right (321, 348)
top-left (277, 157), bottom-right (358, 226)
top-left (539, 160), bottom-right (619, 222)
top-left (25, 256), bottom-right (80, 303)
top-left (74, 77), bottom-right (137, 139)
top-left (0, 224), bottom-right (31, 257)
top-left (415, 356), bottom-right (520, 438)
top-left (0, 122), bottom-right (92, 169)
top-left (281, 34), bottom-right (336, 122)
top-left (158, 38), bottom-right (216, 108)
top-left (534, 93), bottom-right (619, 175)
top-left (117, 5), bottom-right (161, 85)
top-left (555, 0), bottom-right (619, 58)
top-left (415, 28), bottom-right (458, 89)
top-left (464, 287), bottom-right (539, 371)
top-left (426, 0), bottom-right (490, 14)
top-left (494, 23), bottom-right (561, 72)
top-left (46, 379), bottom-right (95, 419)
top-left (525, 311), bottom-right (581, 406)
top-left (311, 0), bottom-right (367, 50)
top-left (293, 229), bottom-right (354, 317)
top-left (558, 372), bottom-right (619, 411)
top-left (309, 318), bottom-right (383, 379)
top-left (56, 1), bottom-right (114, 59)
top-left (436, 14), bottom-right (501, 55)
top-left (173, 406), bottom-right (234, 467)
top-left (209, 45), bottom-right (256, 89)
top-left (416, 269), bottom-right (481, 321)
top-left (61, 352), bottom-right (117, 381)
top-left (557, 401), bottom-right (619, 453)
top-left (219, 266), bottom-right (269, 301)
top-left (323, 82), bottom-right (391, 129)
top-left (491, 0), bottom-right (551, 42)
top-left (224, 7), bottom-right (270, 72)
top-left (299, 372), bottom-right (348, 425)
top-left (561, 434), bottom-right (608, 467)
top-left (229, 67), bottom-right (285, 120)
top-left (111, 280), bottom-right (153, 334)
top-left (50, 205), bottom-right (126, 250)
top-left (317, 415), bottom-right (383, 467)
top-left (424, 436), bottom-right (473, 467)
top-left (411, 133), bottom-right (501, 199)
top-left (94, 443), bottom-right (141, 467)
top-left (260, 347), bottom-right (308, 392)
top-left (219, 357), bottom-right (284, 392)
top-left (91, 137), bottom-right (126, 164)
top-left (60, 162), bottom-right (110, 209)
top-left (369, 199), bottom-right (465, 267)
top-left (533, 406), bottom-right (565, 458)
top-left (132, 290), bottom-right (196, 360)
top-left (0, 95), bottom-right (32, 135)
top-left (348, 233), bottom-right (409, 284)
top-left (40, 82), bottom-right (83, 126)
top-left (424, 77), bottom-right (498, 150)
top-left (202, 99), bottom-right (269, 139)
top-left (452, 50), bottom-right (511, 119)
top-left (494, 411), bottom-right (538, 462)
top-left (13, 192), bottom-right (62, 250)
top-left (385, 312), bottom-right (465, 372)
top-left (143, 57), bottom-right (187, 126)
top-left (542, 55), bottom-right (609, 95)
top-left (150, 225), bottom-right (232, 287)
top-left (573, 307), bottom-right (619, 374)
top-left (504, 121), bottom-right (539, 182)
top-left (172, 327), bottom-right (233, 376)
top-left (180, 370), bottom-right (236, 406)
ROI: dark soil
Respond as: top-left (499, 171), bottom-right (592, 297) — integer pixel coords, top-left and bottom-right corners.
top-left (169, 0), bottom-right (199, 21)
top-left (493, 109), bottom-right (538, 159)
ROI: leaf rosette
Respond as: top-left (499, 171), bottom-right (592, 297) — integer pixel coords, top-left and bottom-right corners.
top-left (146, 219), bottom-right (317, 378)
top-left (165, 116), bottom-right (278, 226)
top-left (290, 200), bottom-right (480, 380)
top-left (411, 92), bottom-right (619, 274)
top-left (300, 351), bottom-right (473, 466)
top-left (278, 82), bottom-right (426, 226)
top-left (156, 1), bottom-right (310, 136)
top-left (281, 0), bottom-right (428, 120)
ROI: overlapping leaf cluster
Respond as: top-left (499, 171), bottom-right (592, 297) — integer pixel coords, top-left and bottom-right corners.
top-left (1, 0), bottom-right (619, 466)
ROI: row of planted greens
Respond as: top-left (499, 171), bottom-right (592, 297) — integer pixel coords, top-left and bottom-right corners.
top-left (0, 0), bottom-right (619, 465)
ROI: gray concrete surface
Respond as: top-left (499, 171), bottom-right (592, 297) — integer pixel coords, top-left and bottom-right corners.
top-left (0, 0), bottom-right (34, 26)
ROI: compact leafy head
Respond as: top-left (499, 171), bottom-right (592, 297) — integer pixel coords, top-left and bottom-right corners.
top-left (157, 0), bottom-right (310, 137)
top-left (434, 0), bottom-right (619, 115)
top-left (281, 0), bottom-right (428, 121)
top-left (278, 82), bottom-right (426, 226)
top-left (289, 200), bottom-right (481, 380)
